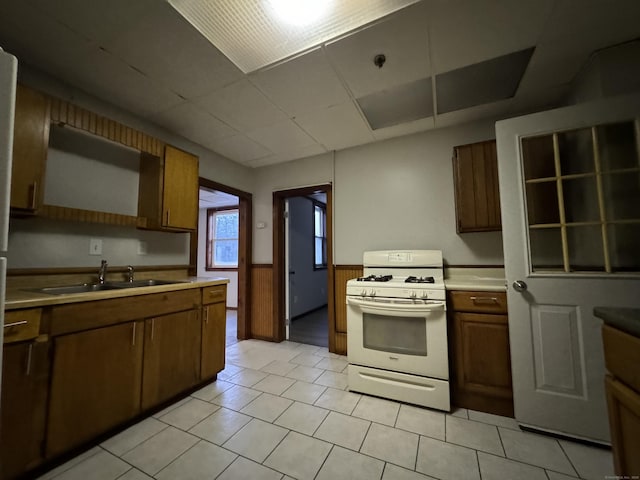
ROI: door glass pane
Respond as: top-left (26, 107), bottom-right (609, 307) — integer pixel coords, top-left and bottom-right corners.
top-left (567, 225), bottom-right (605, 272)
top-left (558, 128), bottom-right (594, 175)
top-left (597, 121), bottom-right (637, 171)
top-left (530, 228), bottom-right (564, 271)
top-left (526, 182), bottom-right (559, 225)
top-left (522, 135), bottom-right (555, 179)
top-left (214, 239), bottom-right (238, 266)
top-left (563, 176), bottom-right (599, 223)
top-left (363, 313), bottom-right (427, 356)
top-left (609, 223), bottom-right (640, 271)
top-left (602, 171), bottom-right (640, 220)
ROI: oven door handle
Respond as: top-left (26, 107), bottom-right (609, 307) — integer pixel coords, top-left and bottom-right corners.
top-left (347, 297), bottom-right (445, 316)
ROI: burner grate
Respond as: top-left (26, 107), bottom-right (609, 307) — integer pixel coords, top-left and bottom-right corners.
top-left (357, 274), bottom-right (393, 282)
top-left (405, 276), bottom-right (435, 284)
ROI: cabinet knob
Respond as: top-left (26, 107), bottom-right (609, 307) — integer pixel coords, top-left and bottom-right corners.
top-left (513, 280), bottom-right (527, 292)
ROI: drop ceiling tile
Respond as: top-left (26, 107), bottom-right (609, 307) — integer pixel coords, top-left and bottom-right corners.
top-left (434, 97), bottom-right (516, 129)
top-left (247, 143), bottom-right (328, 167)
top-left (371, 116), bottom-right (435, 141)
top-left (250, 48), bottom-right (350, 116)
top-left (295, 102), bottom-right (374, 151)
top-left (436, 47), bottom-right (534, 114)
top-left (105, 2), bottom-right (243, 99)
top-left (195, 79), bottom-right (289, 131)
top-left (205, 134), bottom-right (272, 164)
top-left (151, 102), bottom-right (237, 143)
top-left (358, 77), bottom-right (433, 129)
top-left (26, 0), bottom-right (156, 46)
top-left (67, 48), bottom-right (184, 118)
top-left (428, 0), bottom-right (555, 74)
top-left (325, 1), bottom-right (431, 98)
top-left (246, 120), bottom-right (316, 153)
top-left (0, 1), bottom-right (95, 76)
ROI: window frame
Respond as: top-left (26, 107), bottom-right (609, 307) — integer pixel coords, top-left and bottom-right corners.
top-left (313, 200), bottom-right (327, 270)
top-left (206, 206), bottom-right (239, 270)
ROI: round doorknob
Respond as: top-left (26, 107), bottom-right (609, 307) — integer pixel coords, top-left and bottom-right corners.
top-left (513, 280), bottom-right (527, 292)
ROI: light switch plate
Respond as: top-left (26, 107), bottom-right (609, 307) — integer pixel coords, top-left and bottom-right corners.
top-left (89, 238), bottom-right (103, 255)
top-left (138, 241), bottom-right (148, 255)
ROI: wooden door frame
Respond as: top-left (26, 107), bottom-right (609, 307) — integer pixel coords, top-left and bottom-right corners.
top-left (273, 184), bottom-right (335, 352)
top-left (191, 178), bottom-right (252, 340)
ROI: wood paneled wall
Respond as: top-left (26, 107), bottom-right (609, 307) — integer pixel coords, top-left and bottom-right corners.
top-left (49, 97), bottom-right (164, 157)
top-left (250, 264), bottom-right (274, 340)
top-left (333, 265), bottom-right (362, 355)
top-left (248, 264), bottom-right (361, 353)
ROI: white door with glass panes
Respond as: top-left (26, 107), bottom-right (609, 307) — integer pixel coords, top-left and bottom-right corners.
top-left (496, 93), bottom-right (640, 443)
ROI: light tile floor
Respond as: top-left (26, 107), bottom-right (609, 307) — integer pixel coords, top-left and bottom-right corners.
top-left (39, 339), bottom-right (614, 480)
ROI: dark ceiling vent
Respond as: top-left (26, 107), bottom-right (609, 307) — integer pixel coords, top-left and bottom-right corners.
top-left (436, 47), bottom-right (535, 115)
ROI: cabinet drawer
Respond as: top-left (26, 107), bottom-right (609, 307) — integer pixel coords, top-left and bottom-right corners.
top-left (202, 285), bottom-right (226, 305)
top-left (3, 309), bottom-right (42, 343)
top-left (603, 325), bottom-right (640, 392)
top-left (448, 291), bottom-right (507, 314)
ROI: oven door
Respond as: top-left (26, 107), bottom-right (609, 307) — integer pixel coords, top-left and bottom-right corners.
top-left (346, 297), bottom-right (448, 379)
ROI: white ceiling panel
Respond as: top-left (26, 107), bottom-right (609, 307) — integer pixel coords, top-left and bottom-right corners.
top-left (66, 48), bottom-right (184, 118)
top-left (199, 189), bottom-right (238, 208)
top-left (428, 0), bottom-right (555, 74)
top-left (151, 102), bottom-right (237, 143)
top-left (246, 120), bottom-right (316, 154)
top-left (295, 102), bottom-right (374, 151)
top-left (246, 143), bottom-right (328, 168)
top-left (104, 2), bottom-right (243, 100)
top-left (25, 0), bottom-right (155, 46)
top-left (372, 116), bottom-right (435, 141)
top-left (205, 134), bottom-right (272, 164)
top-left (325, 1), bottom-right (431, 98)
top-left (195, 79), bottom-right (289, 131)
top-left (250, 48), bottom-right (351, 116)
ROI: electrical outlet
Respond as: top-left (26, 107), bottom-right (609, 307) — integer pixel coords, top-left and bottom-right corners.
top-left (137, 241), bottom-right (148, 255)
top-left (89, 238), bottom-right (103, 255)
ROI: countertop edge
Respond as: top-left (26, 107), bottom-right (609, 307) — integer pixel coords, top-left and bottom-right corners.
top-left (594, 306), bottom-right (640, 338)
top-left (5, 277), bottom-right (230, 310)
top-left (444, 281), bottom-right (507, 292)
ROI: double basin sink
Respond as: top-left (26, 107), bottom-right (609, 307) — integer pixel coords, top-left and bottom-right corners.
top-left (35, 279), bottom-right (183, 295)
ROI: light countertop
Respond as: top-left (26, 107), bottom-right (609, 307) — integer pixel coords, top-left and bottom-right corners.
top-left (594, 307), bottom-right (640, 338)
top-left (5, 277), bottom-right (229, 310)
top-left (444, 267), bottom-right (507, 292)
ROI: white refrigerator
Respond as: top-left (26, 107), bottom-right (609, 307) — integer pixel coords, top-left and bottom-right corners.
top-left (0, 48), bottom-right (18, 395)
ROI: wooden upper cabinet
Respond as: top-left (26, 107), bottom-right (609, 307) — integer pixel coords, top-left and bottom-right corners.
top-left (138, 145), bottom-right (199, 232)
top-left (453, 140), bottom-right (502, 233)
top-left (10, 85), bottom-right (50, 213)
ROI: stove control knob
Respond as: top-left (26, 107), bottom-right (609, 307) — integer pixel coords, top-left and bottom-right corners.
top-left (361, 289), bottom-right (367, 297)
top-left (421, 291), bottom-right (429, 299)
top-left (409, 291), bottom-right (417, 299)
top-left (369, 290), bottom-right (376, 297)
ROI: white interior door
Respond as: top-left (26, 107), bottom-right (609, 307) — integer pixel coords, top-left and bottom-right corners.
top-left (496, 93), bottom-right (640, 443)
top-left (284, 200), bottom-right (291, 340)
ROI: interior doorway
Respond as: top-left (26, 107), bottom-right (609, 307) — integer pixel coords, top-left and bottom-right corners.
top-left (192, 178), bottom-right (252, 341)
top-left (273, 184), bottom-right (336, 352)
top-left (285, 194), bottom-right (329, 347)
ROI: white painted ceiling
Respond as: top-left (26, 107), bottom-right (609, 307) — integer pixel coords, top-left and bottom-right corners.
top-left (199, 188), bottom-right (238, 209)
top-left (0, 0), bottom-right (639, 168)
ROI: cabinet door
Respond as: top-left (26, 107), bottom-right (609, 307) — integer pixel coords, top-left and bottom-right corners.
top-left (162, 145), bottom-right (198, 230)
top-left (142, 309), bottom-right (201, 410)
top-left (606, 375), bottom-right (640, 477)
top-left (10, 85), bottom-right (50, 212)
top-left (201, 302), bottom-right (226, 380)
top-left (453, 140), bottom-right (501, 233)
top-left (451, 311), bottom-right (514, 416)
top-left (46, 322), bottom-right (143, 458)
top-left (0, 341), bottom-right (49, 480)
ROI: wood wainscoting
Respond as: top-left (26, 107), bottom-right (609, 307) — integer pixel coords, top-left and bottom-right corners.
top-left (250, 264), bottom-right (274, 340)
top-left (249, 264), bottom-right (362, 353)
top-left (334, 265), bottom-right (363, 355)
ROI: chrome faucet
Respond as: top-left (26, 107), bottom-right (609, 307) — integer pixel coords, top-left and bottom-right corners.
top-left (98, 260), bottom-right (108, 284)
top-left (127, 265), bottom-right (135, 283)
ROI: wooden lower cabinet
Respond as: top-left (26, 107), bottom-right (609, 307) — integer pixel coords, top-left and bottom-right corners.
top-left (448, 290), bottom-right (514, 417)
top-left (606, 375), bottom-right (640, 476)
top-left (1, 341), bottom-right (50, 480)
top-left (46, 321), bottom-right (144, 458)
top-left (201, 301), bottom-right (226, 380)
top-left (141, 309), bottom-right (201, 410)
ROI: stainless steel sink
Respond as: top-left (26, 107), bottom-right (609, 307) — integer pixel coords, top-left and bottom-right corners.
top-left (35, 283), bottom-right (124, 295)
top-left (32, 279), bottom-right (183, 295)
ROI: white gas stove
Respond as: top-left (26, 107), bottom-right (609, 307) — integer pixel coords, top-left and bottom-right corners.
top-left (346, 250), bottom-right (450, 411)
